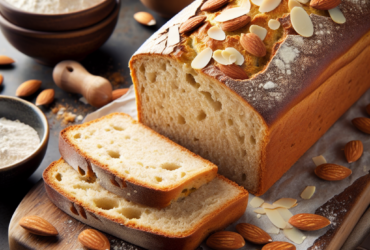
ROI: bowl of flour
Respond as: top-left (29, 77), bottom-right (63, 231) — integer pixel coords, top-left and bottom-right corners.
top-left (0, 0), bottom-right (116, 31)
top-left (0, 96), bottom-right (49, 186)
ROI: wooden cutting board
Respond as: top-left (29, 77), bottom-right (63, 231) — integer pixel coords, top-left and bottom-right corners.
top-left (8, 173), bottom-right (370, 250)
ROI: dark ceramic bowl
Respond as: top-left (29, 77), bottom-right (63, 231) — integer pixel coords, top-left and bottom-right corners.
top-left (0, 0), bottom-right (120, 65)
top-left (0, 96), bottom-right (49, 187)
top-left (0, 0), bottom-right (116, 32)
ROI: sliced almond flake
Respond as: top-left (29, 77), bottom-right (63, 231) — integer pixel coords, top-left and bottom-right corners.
top-left (328, 7), bottom-right (346, 24)
top-left (267, 226), bottom-right (280, 234)
top-left (225, 47), bottom-right (244, 65)
top-left (251, 0), bottom-right (264, 6)
top-left (250, 197), bottom-right (265, 208)
top-left (262, 203), bottom-right (278, 209)
top-left (191, 48), bottom-right (213, 69)
top-left (259, 0), bottom-right (282, 13)
top-left (208, 26), bottom-right (226, 41)
top-left (257, 214), bottom-right (262, 219)
top-left (250, 25), bottom-right (268, 40)
top-left (273, 198), bottom-right (297, 208)
top-left (284, 227), bottom-right (306, 244)
top-left (291, 7), bottom-right (314, 37)
top-left (296, 0), bottom-right (309, 3)
top-left (222, 50), bottom-right (237, 64)
top-left (213, 50), bottom-right (230, 65)
top-left (301, 186), bottom-right (316, 199)
top-left (312, 155), bottom-right (327, 166)
top-left (254, 208), bottom-right (266, 214)
top-left (268, 19), bottom-right (281, 30)
top-left (240, 0), bottom-right (251, 9)
top-left (214, 7), bottom-right (250, 22)
top-left (288, 0), bottom-right (302, 11)
top-left (291, 203), bottom-right (298, 208)
top-left (167, 25), bottom-right (180, 46)
top-left (265, 208), bottom-right (287, 229)
top-left (277, 207), bottom-right (293, 222)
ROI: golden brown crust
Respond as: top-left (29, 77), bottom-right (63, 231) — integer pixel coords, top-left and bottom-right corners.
top-left (43, 159), bottom-right (248, 250)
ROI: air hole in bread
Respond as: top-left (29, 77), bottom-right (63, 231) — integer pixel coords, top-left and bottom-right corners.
top-left (97, 144), bottom-right (103, 149)
top-left (118, 208), bottom-right (142, 220)
top-left (74, 133), bottom-right (81, 139)
top-left (105, 128), bottom-right (111, 132)
top-left (147, 72), bottom-right (157, 83)
top-left (110, 140), bottom-right (114, 144)
top-left (185, 74), bottom-right (200, 89)
top-left (78, 166), bottom-right (86, 176)
top-left (55, 173), bottom-right (62, 182)
top-left (93, 197), bottom-right (119, 210)
top-left (196, 110), bottom-right (207, 121)
top-left (194, 138), bottom-right (199, 142)
top-left (107, 150), bottom-right (120, 159)
top-left (238, 135), bottom-right (245, 144)
top-left (141, 86), bottom-right (145, 93)
top-left (146, 95), bottom-right (150, 102)
top-left (160, 63), bottom-right (167, 71)
top-left (161, 163), bottom-right (181, 171)
top-left (250, 135), bottom-right (256, 145)
top-left (153, 109), bottom-right (157, 114)
top-left (201, 91), bottom-right (222, 111)
top-left (111, 125), bottom-right (124, 131)
top-left (137, 162), bottom-right (143, 167)
top-left (181, 172), bottom-right (186, 178)
top-left (182, 189), bottom-right (188, 194)
top-left (139, 64), bottom-right (145, 74)
top-left (84, 135), bottom-right (90, 139)
top-left (73, 184), bottom-right (91, 190)
top-left (242, 149), bottom-right (247, 157)
top-left (145, 209), bottom-right (151, 214)
top-left (89, 130), bottom-right (96, 135)
top-left (110, 178), bottom-right (120, 187)
top-left (178, 115), bottom-right (186, 124)
top-left (70, 204), bottom-right (79, 216)
top-left (79, 206), bottom-right (87, 219)
top-left (242, 173), bottom-right (247, 181)
top-left (125, 170), bottom-right (130, 174)
top-left (171, 81), bottom-right (179, 89)
top-left (227, 119), bottom-right (234, 126)
top-left (155, 176), bottom-right (163, 183)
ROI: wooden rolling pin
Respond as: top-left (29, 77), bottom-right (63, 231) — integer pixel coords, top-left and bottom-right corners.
top-left (53, 61), bottom-right (112, 108)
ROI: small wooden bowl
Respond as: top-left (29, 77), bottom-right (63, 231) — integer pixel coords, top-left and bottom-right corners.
top-left (140, 0), bottom-right (194, 18)
top-left (0, 96), bottom-right (49, 187)
top-left (0, 0), bottom-right (116, 32)
top-left (0, 0), bottom-right (120, 65)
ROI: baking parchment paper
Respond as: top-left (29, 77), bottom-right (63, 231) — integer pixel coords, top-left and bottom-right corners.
top-left (84, 86), bottom-right (370, 250)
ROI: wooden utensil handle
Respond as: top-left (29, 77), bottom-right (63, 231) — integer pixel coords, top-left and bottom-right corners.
top-left (53, 61), bottom-right (112, 108)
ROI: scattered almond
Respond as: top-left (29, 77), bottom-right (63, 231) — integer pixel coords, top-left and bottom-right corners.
top-left (78, 229), bottom-right (110, 250)
top-left (310, 0), bottom-right (341, 10)
top-left (352, 117), bottom-right (370, 134)
top-left (134, 12), bottom-right (156, 26)
top-left (262, 241), bottom-right (296, 250)
top-left (206, 231), bottom-right (245, 250)
top-left (0, 55), bottom-right (15, 65)
top-left (289, 213), bottom-right (331, 231)
top-left (36, 89), bottom-right (55, 106)
top-left (180, 16), bottom-right (207, 33)
top-left (236, 223), bottom-right (272, 244)
top-left (201, 0), bottom-right (229, 12)
top-left (240, 33), bottom-right (266, 57)
top-left (314, 163), bottom-right (352, 181)
top-left (344, 140), bottom-right (363, 163)
top-left (19, 216), bottom-right (58, 236)
top-left (16, 80), bottom-right (42, 97)
top-left (221, 15), bottom-right (251, 32)
top-left (112, 88), bottom-right (129, 101)
top-left (0, 74), bottom-right (3, 86)
top-left (219, 64), bottom-right (249, 80)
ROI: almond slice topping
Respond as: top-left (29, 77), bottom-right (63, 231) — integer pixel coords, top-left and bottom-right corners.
top-left (213, 48), bottom-right (244, 65)
top-left (297, 0), bottom-right (309, 3)
top-left (259, 0), bottom-right (282, 13)
top-left (250, 196), bottom-right (265, 208)
top-left (291, 7), bottom-right (314, 37)
top-left (277, 207), bottom-right (294, 222)
top-left (225, 47), bottom-right (244, 65)
top-left (288, 0), bottom-right (302, 11)
top-left (180, 16), bottom-right (207, 33)
top-left (268, 19), bottom-right (281, 30)
top-left (273, 198), bottom-right (297, 208)
top-left (251, 0), bottom-right (264, 6)
top-left (312, 155), bottom-right (327, 166)
top-left (265, 208), bottom-right (287, 229)
top-left (213, 50), bottom-right (230, 65)
top-left (167, 25), bottom-right (180, 46)
top-left (266, 226), bottom-right (280, 234)
top-left (191, 48), bottom-right (213, 69)
top-left (301, 186), bottom-right (316, 199)
top-left (214, 6), bottom-right (250, 22)
top-left (328, 7), bottom-right (346, 24)
top-left (208, 26), bottom-right (226, 40)
top-left (249, 25), bottom-right (268, 40)
top-left (283, 227), bottom-right (306, 244)
top-left (254, 208), bottom-right (266, 214)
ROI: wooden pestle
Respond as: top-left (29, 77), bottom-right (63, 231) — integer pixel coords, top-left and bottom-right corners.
top-left (53, 61), bottom-right (112, 108)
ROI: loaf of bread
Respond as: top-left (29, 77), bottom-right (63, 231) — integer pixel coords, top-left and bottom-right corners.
top-left (59, 113), bottom-right (218, 208)
top-left (43, 158), bottom-right (248, 250)
top-left (130, 0), bottom-right (370, 195)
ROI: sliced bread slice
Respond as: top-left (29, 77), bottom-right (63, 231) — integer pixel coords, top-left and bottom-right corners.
top-left (43, 159), bottom-right (248, 250)
top-left (59, 113), bottom-right (218, 208)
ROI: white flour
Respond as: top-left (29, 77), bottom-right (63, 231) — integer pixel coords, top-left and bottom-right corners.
top-left (5, 0), bottom-right (105, 14)
top-left (0, 117), bottom-right (40, 168)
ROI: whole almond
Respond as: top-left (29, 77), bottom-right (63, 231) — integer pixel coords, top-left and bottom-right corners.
top-left (19, 216), bottom-right (58, 236)
top-left (240, 33), bottom-right (266, 57)
top-left (344, 140), bottom-right (363, 163)
top-left (206, 231), bottom-right (245, 250)
top-left (289, 213), bottom-right (331, 231)
top-left (201, 0), bottom-right (229, 12)
top-left (221, 15), bottom-right (251, 32)
top-left (36, 89), bottom-right (55, 106)
top-left (314, 163), bottom-right (351, 181)
top-left (236, 223), bottom-right (272, 244)
top-left (366, 104), bottom-right (370, 116)
top-left (16, 80), bottom-right (42, 97)
top-left (180, 16), bottom-right (207, 33)
top-left (219, 64), bottom-right (248, 80)
top-left (78, 229), bottom-right (110, 250)
top-left (352, 117), bottom-right (370, 134)
top-left (0, 74), bottom-right (3, 86)
top-left (0, 55), bottom-right (15, 65)
top-left (134, 12), bottom-right (156, 26)
top-left (262, 241), bottom-right (296, 250)
top-left (112, 88), bottom-right (129, 101)
top-left (310, 0), bottom-right (341, 10)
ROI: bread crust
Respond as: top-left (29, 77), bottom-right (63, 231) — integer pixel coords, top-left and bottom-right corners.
top-left (59, 113), bottom-right (218, 208)
top-left (43, 159), bottom-right (248, 250)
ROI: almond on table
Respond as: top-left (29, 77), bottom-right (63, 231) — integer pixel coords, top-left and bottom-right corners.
top-left (36, 89), bottom-right (55, 106)
top-left (134, 12), bottom-right (156, 26)
top-left (352, 117), bottom-right (370, 134)
top-left (344, 140), bottom-right (363, 163)
top-left (288, 213), bottom-right (331, 231)
top-left (236, 223), bottom-right (272, 244)
top-left (206, 231), bottom-right (245, 250)
top-left (262, 241), bottom-right (296, 250)
top-left (314, 163), bottom-right (352, 181)
top-left (16, 80), bottom-right (42, 97)
top-left (0, 55), bottom-right (15, 65)
top-left (78, 229), bottom-right (110, 250)
top-left (19, 216), bottom-right (58, 236)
